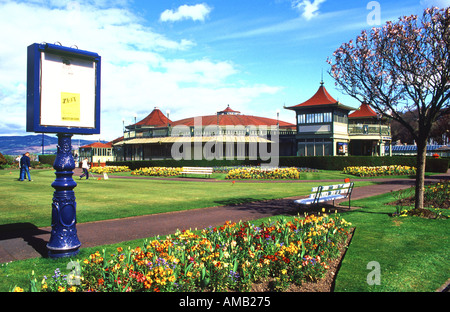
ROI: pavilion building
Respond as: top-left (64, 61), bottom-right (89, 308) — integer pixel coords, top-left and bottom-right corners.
top-left (111, 82), bottom-right (392, 162)
top-left (348, 102), bottom-right (392, 156)
top-left (78, 141), bottom-right (114, 167)
top-left (113, 106), bottom-right (296, 161)
top-left (285, 82), bottom-right (355, 156)
top-left (285, 82), bottom-right (392, 156)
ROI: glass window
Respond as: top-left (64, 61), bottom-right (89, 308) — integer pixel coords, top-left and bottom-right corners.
top-left (306, 143), bottom-right (315, 156)
top-left (297, 143), bottom-right (306, 156)
top-left (297, 114), bottom-right (306, 124)
top-left (315, 113), bottom-right (323, 123)
top-left (324, 143), bottom-right (332, 156)
top-left (316, 143), bottom-right (324, 156)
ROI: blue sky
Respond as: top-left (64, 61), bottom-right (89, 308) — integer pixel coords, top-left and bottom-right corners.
top-left (0, 0), bottom-right (449, 142)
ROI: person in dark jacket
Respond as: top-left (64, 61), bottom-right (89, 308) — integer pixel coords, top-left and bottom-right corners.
top-left (19, 152), bottom-right (32, 181)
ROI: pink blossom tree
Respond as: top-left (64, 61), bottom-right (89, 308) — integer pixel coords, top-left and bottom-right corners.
top-left (328, 7), bottom-right (450, 211)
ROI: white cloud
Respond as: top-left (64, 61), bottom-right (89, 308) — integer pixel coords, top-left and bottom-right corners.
top-left (160, 3), bottom-right (212, 23)
top-left (162, 59), bottom-right (237, 85)
top-left (292, 0), bottom-right (326, 20)
top-left (0, 0), bottom-right (281, 141)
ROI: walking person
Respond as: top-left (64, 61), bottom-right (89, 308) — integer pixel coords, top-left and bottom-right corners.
top-left (80, 158), bottom-right (90, 180)
top-left (16, 155), bottom-right (22, 180)
top-left (19, 152), bottom-right (32, 181)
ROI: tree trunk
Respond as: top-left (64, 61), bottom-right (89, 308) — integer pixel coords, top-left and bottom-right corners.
top-left (414, 138), bottom-right (427, 210)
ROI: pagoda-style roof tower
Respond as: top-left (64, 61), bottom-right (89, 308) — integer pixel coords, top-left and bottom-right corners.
top-left (132, 107), bottom-right (172, 128)
top-left (285, 82), bottom-right (354, 111)
top-left (349, 102), bottom-right (378, 119)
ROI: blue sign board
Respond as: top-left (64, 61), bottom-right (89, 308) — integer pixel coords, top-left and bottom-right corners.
top-left (27, 43), bottom-right (101, 134)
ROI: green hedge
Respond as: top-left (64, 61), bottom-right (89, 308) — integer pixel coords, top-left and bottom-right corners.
top-left (107, 156), bottom-right (448, 173)
top-left (278, 156), bottom-right (449, 173)
top-left (107, 158), bottom-right (262, 170)
top-left (38, 155), bottom-right (57, 166)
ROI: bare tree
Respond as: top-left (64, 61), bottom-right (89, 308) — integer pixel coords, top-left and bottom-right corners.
top-left (328, 7), bottom-right (450, 210)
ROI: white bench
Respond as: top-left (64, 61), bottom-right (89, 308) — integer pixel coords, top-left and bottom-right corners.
top-left (181, 167), bottom-right (213, 178)
top-left (294, 182), bottom-right (354, 209)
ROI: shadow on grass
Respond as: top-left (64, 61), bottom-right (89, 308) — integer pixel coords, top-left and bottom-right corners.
top-left (214, 197), bottom-right (301, 217)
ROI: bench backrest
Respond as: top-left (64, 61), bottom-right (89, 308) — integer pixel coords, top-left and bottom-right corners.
top-left (182, 167), bottom-right (213, 172)
top-left (309, 183), bottom-right (354, 201)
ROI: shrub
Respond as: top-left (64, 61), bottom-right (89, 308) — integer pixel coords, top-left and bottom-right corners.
top-left (225, 167), bottom-right (305, 180)
top-left (0, 152), bottom-right (6, 166)
top-left (90, 166), bottom-right (131, 174)
top-left (343, 165), bottom-right (416, 177)
top-left (39, 155), bottom-right (57, 166)
top-left (131, 167), bottom-right (182, 177)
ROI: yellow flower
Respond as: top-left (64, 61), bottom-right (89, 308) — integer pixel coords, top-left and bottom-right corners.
top-left (13, 286), bottom-right (24, 292)
top-left (57, 286), bottom-right (66, 292)
top-left (281, 269), bottom-right (287, 275)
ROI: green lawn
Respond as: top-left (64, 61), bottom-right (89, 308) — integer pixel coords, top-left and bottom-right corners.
top-left (334, 193), bottom-right (450, 292)
top-left (1, 168), bottom-right (448, 292)
top-left (0, 169), bottom-right (375, 230)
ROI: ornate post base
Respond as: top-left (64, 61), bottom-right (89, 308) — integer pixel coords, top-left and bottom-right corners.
top-left (47, 133), bottom-right (81, 258)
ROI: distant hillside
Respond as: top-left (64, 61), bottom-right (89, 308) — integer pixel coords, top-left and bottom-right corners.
top-left (0, 135), bottom-right (106, 156)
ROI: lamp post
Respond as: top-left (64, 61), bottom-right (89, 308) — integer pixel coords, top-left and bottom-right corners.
top-left (26, 42), bottom-right (101, 259)
top-left (47, 133), bottom-right (81, 258)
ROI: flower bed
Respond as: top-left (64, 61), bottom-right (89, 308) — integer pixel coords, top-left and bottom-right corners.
top-left (90, 166), bottom-right (131, 174)
top-left (424, 180), bottom-right (450, 208)
top-left (32, 214), bottom-right (352, 292)
top-left (343, 165), bottom-right (416, 177)
top-left (131, 167), bottom-right (182, 177)
top-left (225, 167), bottom-right (315, 180)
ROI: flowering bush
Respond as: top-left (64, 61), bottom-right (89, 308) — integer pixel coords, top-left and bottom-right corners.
top-left (343, 165), bottom-right (416, 177)
top-left (90, 166), bottom-right (131, 174)
top-left (131, 167), bottom-right (182, 177)
top-left (30, 214), bottom-right (352, 292)
top-left (225, 167), bottom-right (314, 180)
top-left (424, 180), bottom-right (450, 209)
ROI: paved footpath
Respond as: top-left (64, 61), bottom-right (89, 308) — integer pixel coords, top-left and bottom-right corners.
top-left (0, 170), bottom-right (448, 264)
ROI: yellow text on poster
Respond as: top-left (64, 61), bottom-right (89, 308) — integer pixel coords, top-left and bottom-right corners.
top-left (61, 92), bottom-right (80, 122)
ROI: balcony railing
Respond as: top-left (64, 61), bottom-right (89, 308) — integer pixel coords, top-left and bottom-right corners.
top-left (123, 127), bottom-right (296, 141)
top-left (348, 124), bottom-right (391, 136)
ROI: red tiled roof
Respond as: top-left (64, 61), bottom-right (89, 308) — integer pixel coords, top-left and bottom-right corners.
top-left (135, 108), bottom-right (171, 127)
top-left (287, 85), bottom-right (338, 108)
top-left (111, 136), bottom-right (124, 144)
top-left (286, 84), bottom-right (355, 111)
top-left (80, 142), bottom-right (112, 148)
top-left (170, 114), bottom-right (296, 130)
top-left (219, 105), bottom-right (241, 114)
top-left (349, 102), bottom-right (378, 118)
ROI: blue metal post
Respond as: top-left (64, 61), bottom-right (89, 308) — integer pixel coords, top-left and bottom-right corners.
top-left (47, 133), bottom-right (81, 258)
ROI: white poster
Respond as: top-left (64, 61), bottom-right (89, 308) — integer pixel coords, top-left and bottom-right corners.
top-left (39, 51), bottom-right (96, 129)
